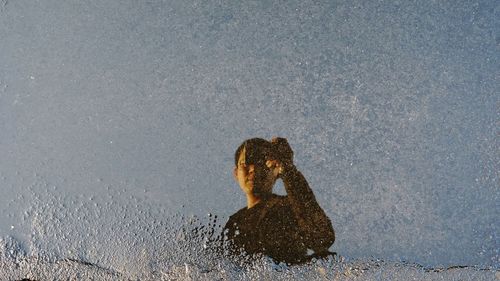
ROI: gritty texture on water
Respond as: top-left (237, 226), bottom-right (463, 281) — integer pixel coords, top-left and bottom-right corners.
top-left (0, 0), bottom-right (498, 278)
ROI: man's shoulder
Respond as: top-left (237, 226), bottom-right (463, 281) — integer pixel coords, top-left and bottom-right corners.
top-left (224, 208), bottom-right (243, 232)
top-left (227, 206), bottom-right (247, 222)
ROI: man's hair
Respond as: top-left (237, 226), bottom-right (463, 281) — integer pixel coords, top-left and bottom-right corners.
top-left (234, 138), bottom-right (274, 167)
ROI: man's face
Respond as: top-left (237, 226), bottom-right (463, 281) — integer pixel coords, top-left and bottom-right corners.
top-left (234, 146), bottom-right (276, 195)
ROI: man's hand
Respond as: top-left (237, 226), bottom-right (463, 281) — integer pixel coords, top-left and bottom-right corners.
top-left (265, 137), bottom-right (294, 177)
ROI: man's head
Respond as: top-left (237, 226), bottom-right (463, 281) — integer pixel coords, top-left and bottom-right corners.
top-left (233, 138), bottom-right (279, 196)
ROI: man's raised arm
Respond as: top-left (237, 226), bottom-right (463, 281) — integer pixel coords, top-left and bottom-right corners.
top-left (281, 163), bottom-right (335, 253)
top-left (272, 137), bottom-right (335, 254)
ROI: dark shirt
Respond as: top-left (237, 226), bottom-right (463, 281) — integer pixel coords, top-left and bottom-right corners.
top-left (223, 165), bottom-right (335, 264)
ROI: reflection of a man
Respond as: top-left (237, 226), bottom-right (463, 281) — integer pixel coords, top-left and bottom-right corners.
top-left (224, 137), bottom-right (335, 264)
